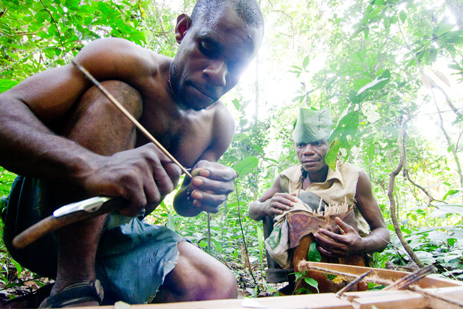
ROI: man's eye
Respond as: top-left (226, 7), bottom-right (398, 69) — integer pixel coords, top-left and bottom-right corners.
top-left (297, 143), bottom-right (306, 148)
top-left (199, 41), bottom-right (216, 57)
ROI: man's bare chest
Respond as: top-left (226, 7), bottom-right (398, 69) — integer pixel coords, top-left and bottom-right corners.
top-left (136, 107), bottom-right (214, 168)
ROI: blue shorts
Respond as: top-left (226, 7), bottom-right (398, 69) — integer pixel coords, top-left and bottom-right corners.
top-left (2, 176), bottom-right (184, 304)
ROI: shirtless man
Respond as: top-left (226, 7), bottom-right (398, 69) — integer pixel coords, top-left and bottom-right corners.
top-left (0, 0), bottom-right (264, 307)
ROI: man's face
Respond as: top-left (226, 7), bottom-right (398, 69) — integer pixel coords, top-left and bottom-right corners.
top-left (171, 5), bottom-right (263, 110)
top-left (296, 139), bottom-right (329, 173)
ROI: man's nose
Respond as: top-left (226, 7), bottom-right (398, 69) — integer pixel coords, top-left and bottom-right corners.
top-left (302, 144), bottom-right (315, 154)
top-left (203, 60), bottom-right (227, 87)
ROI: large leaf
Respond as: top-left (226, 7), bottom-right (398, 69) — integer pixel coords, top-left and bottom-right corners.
top-left (304, 278), bottom-right (319, 293)
top-left (357, 69), bottom-right (390, 95)
top-left (326, 111), bottom-right (360, 169)
top-left (429, 204), bottom-right (463, 218)
top-left (233, 156), bottom-right (259, 176)
top-left (307, 242), bottom-right (322, 262)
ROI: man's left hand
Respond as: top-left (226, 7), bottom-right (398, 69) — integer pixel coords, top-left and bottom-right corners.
top-left (189, 160), bottom-right (237, 213)
top-left (313, 217), bottom-right (364, 257)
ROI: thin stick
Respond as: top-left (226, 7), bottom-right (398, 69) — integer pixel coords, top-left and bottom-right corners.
top-left (383, 264), bottom-right (435, 291)
top-left (72, 60), bottom-right (192, 179)
top-left (336, 270), bottom-right (372, 297)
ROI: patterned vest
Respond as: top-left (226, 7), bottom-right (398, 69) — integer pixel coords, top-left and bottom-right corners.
top-left (279, 161), bottom-right (370, 237)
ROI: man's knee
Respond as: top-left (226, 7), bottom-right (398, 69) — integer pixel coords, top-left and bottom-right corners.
top-left (80, 80), bottom-right (143, 118)
top-left (160, 242), bottom-right (237, 301)
top-left (211, 264), bottom-right (238, 299)
top-left (189, 250), bottom-right (237, 299)
top-left (63, 80), bottom-right (143, 154)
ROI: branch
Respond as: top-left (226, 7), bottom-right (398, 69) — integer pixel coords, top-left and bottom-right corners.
top-left (234, 183), bottom-right (257, 287)
top-left (153, 2), bottom-right (175, 49)
top-left (430, 82), bottom-right (462, 118)
top-left (0, 40), bottom-right (81, 73)
top-left (39, 0), bottom-right (63, 45)
top-left (387, 116), bottom-right (425, 268)
top-left (404, 170), bottom-right (445, 206)
top-left (0, 22), bottom-right (50, 38)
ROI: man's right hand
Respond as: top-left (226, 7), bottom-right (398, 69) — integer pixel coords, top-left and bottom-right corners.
top-left (79, 143), bottom-right (181, 217)
top-left (264, 192), bottom-right (298, 216)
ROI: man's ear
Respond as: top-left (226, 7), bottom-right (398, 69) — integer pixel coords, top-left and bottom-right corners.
top-left (175, 14), bottom-right (192, 44)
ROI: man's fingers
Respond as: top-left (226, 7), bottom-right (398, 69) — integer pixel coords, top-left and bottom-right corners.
top-left (191, 176), bottom-right (234, 195)
top-left (335, 217), bottom-right (353, 232)
top-left (318, 229), bottom-right (345, 242)
top-left (195, 167), bottom-right (237, 182)
top-left (317, 246), bottom-right (334, 257)
top-left (191, 190), bottom-right (228, 209)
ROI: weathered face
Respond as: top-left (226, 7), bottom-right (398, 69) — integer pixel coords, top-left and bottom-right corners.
top-left (171, 5), bottom-right (263, 110)
top-left (296, 139), bottom-right (329, 173)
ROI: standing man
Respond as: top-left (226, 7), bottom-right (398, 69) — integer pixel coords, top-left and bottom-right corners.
top-left (249, 108), bottom-right (390, 290)
top-left (0, 0), bottom-right (264, 307)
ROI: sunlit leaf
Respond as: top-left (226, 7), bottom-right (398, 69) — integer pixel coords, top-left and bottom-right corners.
top-left (233, 156), bottom-right (259, 176)
top-left (357, 69), bottom-right (390, 95)
top-left (399, 11), bottom-right (407, 23)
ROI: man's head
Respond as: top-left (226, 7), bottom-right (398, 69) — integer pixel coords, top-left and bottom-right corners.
top-left (170, 0), bottom-right (264, 110)
top-left (293, 108), bottom-right (332, 174)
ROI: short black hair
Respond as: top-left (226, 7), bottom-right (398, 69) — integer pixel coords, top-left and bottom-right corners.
top-left (190, 0), bottom-right (264, 29)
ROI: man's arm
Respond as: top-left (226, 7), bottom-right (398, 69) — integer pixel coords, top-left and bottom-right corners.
top-left (173, 104), bottom-right (237, 217)
top-left (248, 177), bottom-right (298, 221)
top-left (314, 171), bottom-right (390, 257)
top-left (0, 38), bottom-right (179, 214)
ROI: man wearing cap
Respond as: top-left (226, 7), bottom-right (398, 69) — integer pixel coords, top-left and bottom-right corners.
top-left (248, 108), bottom-right (390, 289)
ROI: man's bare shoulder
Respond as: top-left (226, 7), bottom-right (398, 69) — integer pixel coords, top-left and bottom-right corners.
top-left (75, 38), bottom-right (170, 83)
top-left (210, 101), bottom-right (235, 131)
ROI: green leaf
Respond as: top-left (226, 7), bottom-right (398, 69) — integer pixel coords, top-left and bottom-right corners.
top-left (357, 69), bottom-right (390, 95)
top-left (325, 140), bottom-right (341, 170)
top-left (304, 278), bottom-right (320, 293)
top-left (0, 80), bottom-right (20, 93)
top-left (353, 78), bottom-right (373, 91)
top-left (166, 213), bottom-right (176, 231)
top-left (233, 156), bottom-right (259, 176)
top-left (11, 260), bottom-right (22, 277)
top-left (213, 240), bottom-right (223, 253)
top-left (302, 56), bottom-right (310, 70)
top-left (430, 204), bottom-right (463, 218)
top-left (257, 227), bottom-right (264, 264)
top-left (326, 110), bottom-right (360, 169)
top-left (232, 98), bottom-right (240, 111)
top-left (307, 242), bottom-right (322, 262)
top-left (233, 133), bottom-right (249, 142)
top-left (399, 11), bottom-right (407, 23)
top-left (442, 189), bottom-right (461, 201)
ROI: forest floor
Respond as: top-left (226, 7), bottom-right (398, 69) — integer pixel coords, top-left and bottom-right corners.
top-left (0, 252), bottom-right (281, 307)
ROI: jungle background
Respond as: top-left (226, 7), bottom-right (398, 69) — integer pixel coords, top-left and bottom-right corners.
top-left (0, 0), bottom-right (462, 301)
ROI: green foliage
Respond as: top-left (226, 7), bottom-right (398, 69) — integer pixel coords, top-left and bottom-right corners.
top-left (1, 0), bottom-right (463, 299)
top-left (307, 242), bottom-right (322, 262)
